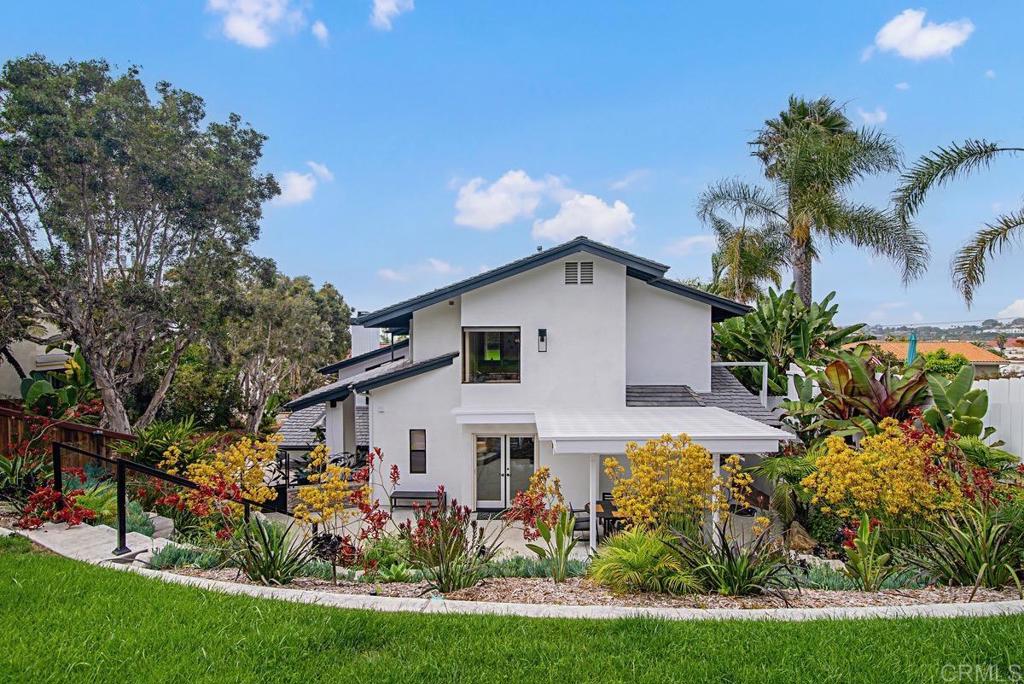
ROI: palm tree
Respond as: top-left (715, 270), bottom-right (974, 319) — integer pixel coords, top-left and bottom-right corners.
top-left (894, 140), bottom-right (1024, 305)
top-left (698, 96), bottom-right (930, 306)
top-left (705, 211), bottom-right (787, 303)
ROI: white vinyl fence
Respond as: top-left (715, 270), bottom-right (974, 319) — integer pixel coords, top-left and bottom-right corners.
top-left (973, 378), bottom-right (1024, 458)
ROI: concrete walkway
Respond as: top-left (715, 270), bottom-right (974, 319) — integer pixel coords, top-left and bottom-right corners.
top-left (7, 523), bottom-right (1024, 622)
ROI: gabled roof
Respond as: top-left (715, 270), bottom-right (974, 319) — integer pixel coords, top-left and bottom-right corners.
top-left (353, 236), bottom-right (750, 329)
top-left (275, 405), bottom-right (326, 450)
top-left (285, 351), bottom-right (459, 411)
top-left (317, 339), bottom-right (409, 375)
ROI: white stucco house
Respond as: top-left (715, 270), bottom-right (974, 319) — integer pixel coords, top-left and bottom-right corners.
top-left (285, 236), bottom-right (790, 548)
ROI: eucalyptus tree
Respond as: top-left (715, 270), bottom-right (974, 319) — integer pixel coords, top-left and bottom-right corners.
top-left (698, 96), bottom-right (929, 306)
top-left (0, 55), bottom-right (279, 431)
top-left (894, 140), bottom-right (1024, 304)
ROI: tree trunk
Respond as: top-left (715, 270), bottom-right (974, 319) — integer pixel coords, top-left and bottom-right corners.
top-left (135, 340), bottom-right (189, 430)
top-left (792, 244), bottom-right (813, 307)
top-left (0, 345), bottom-right (27, 380)
top-left (90, 361), bottom-right (133, 433)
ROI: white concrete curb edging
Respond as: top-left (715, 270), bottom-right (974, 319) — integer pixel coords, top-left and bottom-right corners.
top-left (8, 525), bottom-right (1024, 622)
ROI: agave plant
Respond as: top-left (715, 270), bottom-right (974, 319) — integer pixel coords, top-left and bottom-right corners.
top-left (713, 287), bottom-right (867, 395)
top-left (803, 345), bottom-right (929, 439)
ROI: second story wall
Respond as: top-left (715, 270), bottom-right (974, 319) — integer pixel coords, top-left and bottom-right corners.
top-left (625, 278), bottom-right (711, 391)
top-left (410, 299), bottom-right (462, 360)
top-left (459, 256), bottom-right (627, 409)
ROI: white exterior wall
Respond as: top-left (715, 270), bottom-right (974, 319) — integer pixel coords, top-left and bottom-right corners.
top-left (459, 257), bottom-right (627, 409)
top-left (410, 300), bottom-right (462, 361)
top-left (368, 362), bottom-right (464, 500)
top-left (625, 278), bottom-right (712, 391)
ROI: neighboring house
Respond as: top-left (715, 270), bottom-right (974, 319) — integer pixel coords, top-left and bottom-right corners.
top-left (0, 332), bottom-right (69, 401)
top-left (861, 340), bottom-right (1008, 378)
top-left (286, 236), bottom-right (790, 548)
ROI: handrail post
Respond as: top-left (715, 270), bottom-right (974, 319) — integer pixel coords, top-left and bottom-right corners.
top-left (112, 459), bottom-right (130, 555)
top-left (52, 442), bottom-right (63, 507)
top-left (243, 501), bottom-right (251, 523)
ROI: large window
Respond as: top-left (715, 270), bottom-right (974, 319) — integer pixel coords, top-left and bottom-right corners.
top-left (463, 328), bottom-right (521, 383)
top-left (409, 429), bottom-right (426, 474)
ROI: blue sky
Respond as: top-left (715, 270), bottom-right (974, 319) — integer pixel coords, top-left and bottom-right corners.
top-left (6, 2), bottom-right (1024, 326)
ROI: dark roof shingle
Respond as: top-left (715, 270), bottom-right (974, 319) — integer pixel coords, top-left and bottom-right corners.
top-left (625, 367), bottom-right (781, 426)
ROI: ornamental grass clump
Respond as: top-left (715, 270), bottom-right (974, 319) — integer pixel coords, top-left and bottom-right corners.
top-left (234, 517), bottom-right (314, 586)
top-left (589, 528), bottom-right (701, 595)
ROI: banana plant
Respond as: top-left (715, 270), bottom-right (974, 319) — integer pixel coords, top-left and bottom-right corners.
top-left (923, 365), bottom-right (998, 442)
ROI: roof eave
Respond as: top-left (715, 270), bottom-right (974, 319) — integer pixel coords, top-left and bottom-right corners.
top-left (353, 237), bottom-right (669, 328)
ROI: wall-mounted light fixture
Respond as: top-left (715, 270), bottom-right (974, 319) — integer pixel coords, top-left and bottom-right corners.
top-left (538, 328), bottom-right (547, 352)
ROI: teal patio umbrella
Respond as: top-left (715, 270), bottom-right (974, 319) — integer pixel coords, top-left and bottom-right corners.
top-left (906, 331), bottom-right (918, 364)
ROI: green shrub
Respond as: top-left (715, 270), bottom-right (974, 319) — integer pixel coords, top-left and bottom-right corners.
top-left (665, 526), bottom-right (794, 599)
top-left (485, 555), bottom-right (587, 579)
top-left (900, 505), bottom-right (1024, 595)
top-left (234, 518), bottom-right (313, 586)
top-left (792, 564), bottom-right (924, 591)
top-left (589, 529), bottom-right (700, 595)
top-left (807, 508), bottom-right (844, 552)
top-left (126, 501), bottom-right (155, 536)
top-left (843, 515), bottom-right (900, 592)
top-left (148, 543), bottom-right (223, 570)
top-left (116, 417), bottom-right (218, 467)
top-left (523, 510), bottom-right (579, 583)
top-left (363, 534), bottom-right (409, 569)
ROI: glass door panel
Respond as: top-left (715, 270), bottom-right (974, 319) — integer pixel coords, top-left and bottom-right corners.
top-left (507, 436), bottom-right (536, 502)
top-left (475, 437), bottom-right (503, 508)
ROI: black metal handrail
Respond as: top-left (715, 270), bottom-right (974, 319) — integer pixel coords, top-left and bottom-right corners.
top-left (52, 441), bottom-right (293, 556)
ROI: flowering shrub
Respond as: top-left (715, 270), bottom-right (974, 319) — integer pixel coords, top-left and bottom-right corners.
top-left (801, 417), bottom-right (963, 521)
top-left (398, 486), bottom-right (505, 593)
top-left (604, 434), bottom-right (715, 529)
top-left (503, 466), bottom-right (566, 541)
top-left (292, 444), bottom-right (355, 526)
top-left (16, 485), bottom-right (96, 529)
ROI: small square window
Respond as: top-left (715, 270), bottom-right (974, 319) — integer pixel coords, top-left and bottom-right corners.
top-left (409, 429), bottom-right (426, 474)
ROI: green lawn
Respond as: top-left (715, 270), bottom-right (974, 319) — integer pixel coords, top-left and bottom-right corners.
top-left (2, 543), bottom-right (1024, 683)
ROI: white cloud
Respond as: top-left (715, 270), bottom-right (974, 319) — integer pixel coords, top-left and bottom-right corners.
top-left (274, 171), bottom-right (317, 205)
top-left (377, 268), bottom-right (408, 282)
top-left (370, 0), bottom-right (414, 31)
top-left (985, 69), bottom-right (996, 79)
top-left (454, 170), bottom-right (564, 230)
top-left (666, 235), bottom-right (716, 256)
top-left (857, 106), bottom-right (888, 125)
top-left (532, 194), bottom-right (636, 245)
top-left (870, 9), bottom-right (974, 61)
top-left (311, 19), bottom-right (329, 45)
top-left (306, 161), bottom-right (334, 182)
top-left (206, 0), bottom-right (306, 48)
top-left (895, 81), bottom-right (911, 90)
top-left (426, 258), bottom-right (456, 275)
top-left (609, 169), bottom-right (650, 191)
top-left (998, 299), bottom-right (1024, 319)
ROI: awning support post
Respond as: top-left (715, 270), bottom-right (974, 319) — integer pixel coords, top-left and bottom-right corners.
top-left (711, 452), bottom-right (722, 548)
top-left (589, 454), bottom-right (599, 553)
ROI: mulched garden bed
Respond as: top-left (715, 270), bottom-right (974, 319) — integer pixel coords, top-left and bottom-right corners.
top-left (167, 568), bottom-right (1021, 609)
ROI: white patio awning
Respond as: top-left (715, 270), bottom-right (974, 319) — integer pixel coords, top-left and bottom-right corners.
top-left (534, 407), bottom-right (791, 455)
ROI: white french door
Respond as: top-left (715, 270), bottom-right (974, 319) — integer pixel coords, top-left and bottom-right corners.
top-left (474, 435), bottom-right (536, 509)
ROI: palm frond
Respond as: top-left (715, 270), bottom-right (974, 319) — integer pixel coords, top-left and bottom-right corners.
top-left (894, 140), bottom-right (1023, 223)
top-left (951, 208), bottom-right (1024, 305)
top-left (696, 178), bottom-right (786, 226)
top-left (835, 203), bottom-right (931, 284)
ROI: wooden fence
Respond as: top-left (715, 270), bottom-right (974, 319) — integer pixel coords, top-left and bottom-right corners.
top-left (0, 405), bottom-right (133, 469)
top-left (973, 378), bottom-right (1024, 458)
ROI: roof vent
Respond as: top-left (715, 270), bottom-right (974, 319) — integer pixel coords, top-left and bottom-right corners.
top-left (564, 261), bottom-right (579, 285)
top-left (579, 261), bottom-right (594, 285)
